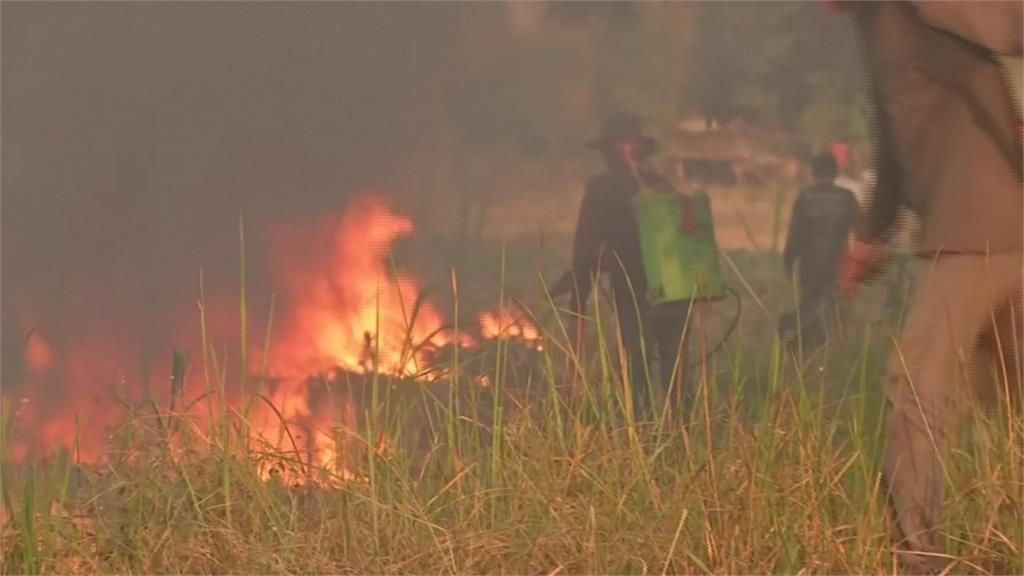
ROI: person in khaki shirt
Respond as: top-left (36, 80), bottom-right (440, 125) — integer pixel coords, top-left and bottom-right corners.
top-left (833, 1), bottom-right (1022, 573)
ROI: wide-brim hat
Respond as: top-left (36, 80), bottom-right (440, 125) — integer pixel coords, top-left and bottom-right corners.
top-left (587, 112), bottom-right (659, 158)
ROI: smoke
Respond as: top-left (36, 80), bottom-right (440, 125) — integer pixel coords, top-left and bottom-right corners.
top-left (1, 2), bottom-right (467, 384)
top-left (1, 2), bottom-right (860, 449)
top-left (1, 3), bottom-right (608, 457)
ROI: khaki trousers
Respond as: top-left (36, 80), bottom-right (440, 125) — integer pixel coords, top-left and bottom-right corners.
top-left (883, 253), bottom-right (1022, 558)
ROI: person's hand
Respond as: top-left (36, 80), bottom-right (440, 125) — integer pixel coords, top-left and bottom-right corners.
top-left (550, 270), bottom-right (588, 319)
top-left (837, 239), bottom-right (889, 296)
top-left (550, 271), bottom-right (575, 299)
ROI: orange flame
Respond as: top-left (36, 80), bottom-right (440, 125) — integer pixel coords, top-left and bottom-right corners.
top-left (267, 194), bottom-right (451, 381)
top-left (23, 330), bottom-right (54, 375)
top-left (6, 193), bottom-right (545, 487)
top-left (249, 194), bottom-right (456, 484)
top-left (478, 305), bottom-right (542, 350)
top-left (8, 326), bottom-right (135, 465)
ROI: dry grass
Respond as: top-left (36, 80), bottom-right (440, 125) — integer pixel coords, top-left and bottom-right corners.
top-left (2, 252), bottom-right (1020, 575)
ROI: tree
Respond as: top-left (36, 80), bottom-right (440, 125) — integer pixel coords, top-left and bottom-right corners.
top-left (681, 1), bottom-right (864, 139)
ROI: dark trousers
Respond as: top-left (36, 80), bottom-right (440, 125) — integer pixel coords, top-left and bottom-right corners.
top-left (615, 297), bottom-right (694, 421)
top-left (778, 276), bottom-right (833, 355)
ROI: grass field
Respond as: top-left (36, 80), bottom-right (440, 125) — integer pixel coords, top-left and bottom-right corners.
top-left (1, 249), bottom-right (1021, 575)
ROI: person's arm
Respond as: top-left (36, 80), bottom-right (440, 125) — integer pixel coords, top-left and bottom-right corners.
top-left (908, 0), bottom-right (1023, 57)
top-left (840, 129), bottom-right (896, 295)
top-left (782, 193), bottom-right (805, 280)
top-left (843, 188), bottom-right (863, 238)
top-left (834, 4), bottom-right (901, 296)
top-left (552, 184), bottom-right (604, 311)
top-left (856, 171), bottom-right (902, 245)
top-left (855, 78), bottom-right (904, 245)
top-left (840, 157), bottom-right (900, 295)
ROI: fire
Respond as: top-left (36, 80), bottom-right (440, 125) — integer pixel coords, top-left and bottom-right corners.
top-left (5, 192), bottom-right (545, 487)
top-left (6, 312), bottom-right (143, 464)
top-left (250, 377), bottom-right (363, 486)
top-left (250, 193), bottom-right (465, 484)
top-left (478, 304), bottom-right (542, 350)
top-left (267, 194), bottom-right (452, 381)
top-left (23, 329), bottom-right (54, 375)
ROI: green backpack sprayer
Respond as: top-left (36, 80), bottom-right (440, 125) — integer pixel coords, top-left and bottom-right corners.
top-left (457, 160), bottom-right (741, 373)
top-left (627, 161), bottom-right (741, 367)
top-left (632, 187), bottom-right (725, 306)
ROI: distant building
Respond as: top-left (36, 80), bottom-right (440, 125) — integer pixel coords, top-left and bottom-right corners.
top-left (661, 121), bottom-right (799, 189)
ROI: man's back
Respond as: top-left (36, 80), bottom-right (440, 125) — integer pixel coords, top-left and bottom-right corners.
top-left (785, 182), bottom-right (860, 280)
top-left (572, 168), bottom-right (670, 302)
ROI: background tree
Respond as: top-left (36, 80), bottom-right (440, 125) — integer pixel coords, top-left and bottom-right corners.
top-left (681, 1), bottom-right (864, 141)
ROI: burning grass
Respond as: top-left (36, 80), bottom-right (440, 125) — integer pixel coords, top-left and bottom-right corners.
top-left (3, 297), bottom-right (1022, 575)
top-left (2, 199), bottom-right (1021, 574)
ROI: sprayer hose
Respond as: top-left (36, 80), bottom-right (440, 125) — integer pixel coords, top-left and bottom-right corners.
top-left (457, 273), bottom-right (742, 369)
top-left (685, 284), bottom-right (742, 368)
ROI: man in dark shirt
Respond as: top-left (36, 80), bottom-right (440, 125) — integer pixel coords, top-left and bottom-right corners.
top-left (778, 152), bottom-right (860, 354)
top-left (553, 112), bottom-right (693, 421)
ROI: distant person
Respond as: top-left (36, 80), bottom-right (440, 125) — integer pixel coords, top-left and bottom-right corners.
top-left (833, 1), bottom-right (1022, 572)
top-left (778, 151), bottom-right (860, 354)
top-left (552, 112), bottom-right (694, 421)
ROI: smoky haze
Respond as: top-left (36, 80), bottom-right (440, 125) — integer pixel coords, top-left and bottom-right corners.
top-left (2, 2), bottom-right (860, 411)
top-left (2, 2), bottom-right (477, 384)
top-left (3, 3), bottom-right (458, 266)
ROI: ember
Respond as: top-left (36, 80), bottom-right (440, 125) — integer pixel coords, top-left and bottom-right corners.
top-left (478, 304), bottom-right (543, 350)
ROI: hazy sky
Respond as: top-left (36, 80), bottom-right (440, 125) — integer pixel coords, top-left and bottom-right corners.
top-left (2, 2), bottom-right (480, 364)
top-left (1, 1), bottom-right (856, 394)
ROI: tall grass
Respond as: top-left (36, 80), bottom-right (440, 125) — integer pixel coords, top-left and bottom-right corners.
top-left (1, 253), bottom-right (1020, 575)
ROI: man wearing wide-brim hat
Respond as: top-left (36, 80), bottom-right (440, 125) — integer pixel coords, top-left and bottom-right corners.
top-left (553, 111), bottom-right (694, 422)
top-left (584, 111), bottom-right (660, 159)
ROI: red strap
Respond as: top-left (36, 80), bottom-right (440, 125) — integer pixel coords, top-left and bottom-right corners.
top-left (680, 197), bottom-right (695, 236)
